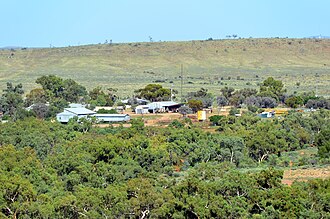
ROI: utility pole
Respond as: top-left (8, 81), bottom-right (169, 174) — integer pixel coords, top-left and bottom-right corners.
top-left (170, 84), bottom-right (173, 101)
top-left (180, 64), bottom-right (183, 103)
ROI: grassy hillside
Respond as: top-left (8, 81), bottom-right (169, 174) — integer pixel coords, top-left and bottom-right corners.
top-left (0, 38), bottom-right (329, 98)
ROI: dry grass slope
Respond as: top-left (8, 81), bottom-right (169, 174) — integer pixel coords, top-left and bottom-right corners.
top-left (0, 38), bottom-right (329, 98)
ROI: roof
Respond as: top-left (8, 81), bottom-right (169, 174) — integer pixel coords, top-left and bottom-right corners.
top-left (95, 114), bottom-right (129, 117)
top-left (147, 101), bottom-right (181, 110)
top-left (57, 111), bottom-right (75, 116)
top-left (64, 107), bottom-right (96, 115)
top-left (69, 103), bottom-right (85, 108)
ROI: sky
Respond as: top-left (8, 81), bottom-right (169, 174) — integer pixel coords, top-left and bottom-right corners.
top-left (1, 0), bottom-right (329, 47)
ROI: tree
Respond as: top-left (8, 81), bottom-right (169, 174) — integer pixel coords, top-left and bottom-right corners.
top-left (62, 79), bottom-right (87, 103)
top-left (25, 88), bottom-right (47, 107)
top-left (0, 82), bottom-right (24, 119)
top-left (285, 96), bottom-right (304, 108)
top-left (315, 127), bottom-right (330, 158)
top-left (186, 88), bottom-right (213, 108)
top-left (216, 96), bottom-right (228, 108)
top-left (134, 84), bottom-right (171, 102)
top-left (245, 96), bottom-right (278, 108)
top-left (216, 136), bottom-right (245, 165)
top-left (89, 86), bottom-right (116, 106)
top-left (32, 103), bottom-right (49, 119)
top-left (220, 87), bottom-right (235, 99)
top-left (178, 105), bottom-right (193, 117)
top-left (36, 75), bottom-right (87, 103)
top-left (188, 99), bottom-right (203, 113)
top-left (259, 77), bottom-right (286, 101)
top-left (36, 75), bottom-right (64, 99)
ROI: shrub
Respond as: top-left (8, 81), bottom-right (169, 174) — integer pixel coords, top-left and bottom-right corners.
top-left (229, 107), bottom-right (240, 116)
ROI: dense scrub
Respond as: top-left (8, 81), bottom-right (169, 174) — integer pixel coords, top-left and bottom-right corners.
top-left (0, 110), bottom-right (329, 218)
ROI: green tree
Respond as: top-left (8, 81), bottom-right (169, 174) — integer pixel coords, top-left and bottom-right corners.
top-left (220, 87), bottom-right (235, 99)
top-left (89, 86), bottom-right (116, 106)
top-left (36, 75), bottom-right (87, 103)
top-left (259, 77), bottom-right (286, 101)
top-left (25, 88), bottom-right (47, 107)
top-left (188, 99), bottom-right (203, 113)
top-left (214, 136), bottom-right (245, 165)
top-left (134, 84), bottom-right (171, 102)
top-left (209, 115), bottom-right (225, 126)
top-left (0, 82), bottom-right (24, 119)
top-left (62, 79), bottom-right (87, 103)
top-left (178, 105), bottom-right (193, 117)
top-left (285, 96), bottom-right (304, 108)
top-left (36, 75), bottom-right (64, 99)
top-left (315, 127), bottom-right (330, 158)
top-left (187, 88), bottom-right (214, 108)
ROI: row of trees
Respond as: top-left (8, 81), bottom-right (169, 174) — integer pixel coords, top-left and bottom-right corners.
top-left (184, 77), bottom-right (329, 113)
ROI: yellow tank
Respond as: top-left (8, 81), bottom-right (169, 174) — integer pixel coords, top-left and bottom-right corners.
top-left (197, 110), bottom-right (206, 121)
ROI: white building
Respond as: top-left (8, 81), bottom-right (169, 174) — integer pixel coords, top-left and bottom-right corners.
top-left (56, 107), bottom-right (96, 123)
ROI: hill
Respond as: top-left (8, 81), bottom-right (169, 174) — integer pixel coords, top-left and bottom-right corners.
top-left (0, 38), bottom-right (329, 98)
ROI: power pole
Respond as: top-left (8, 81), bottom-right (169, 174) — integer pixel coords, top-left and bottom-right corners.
top-left (180, 64), bottom-right (183, 103)
top-left (170, 85), bottom-right (173, 101)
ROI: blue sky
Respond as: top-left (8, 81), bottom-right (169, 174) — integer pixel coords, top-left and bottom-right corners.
top-left (1, 0), bottom-right (329, 47)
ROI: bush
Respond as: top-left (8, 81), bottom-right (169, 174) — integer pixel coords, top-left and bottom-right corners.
top-left (168, 119), bottom-right (184, 128)
top-left (97, 108), bottom-right (118, 114)
top-left (248, 105), bottom-right (259, 113)
top-left (209, 115), bottom-right (224, 126)
top-left (229, 107), bottom-right (240, 116)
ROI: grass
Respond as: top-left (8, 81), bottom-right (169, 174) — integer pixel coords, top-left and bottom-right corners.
top-left (0, 38), bottom-right (329, 98)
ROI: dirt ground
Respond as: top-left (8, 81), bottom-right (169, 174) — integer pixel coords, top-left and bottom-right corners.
top-left (282, 166), bottom-right (330, 186)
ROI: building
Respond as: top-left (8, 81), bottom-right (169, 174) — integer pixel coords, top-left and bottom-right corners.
top-left (57, 107), bottom-right (130, 123)
top-left (121, 98), bottom-right (150, 105)
top-left (146, 101), bottom-right (182, 113)
top-left (69, 103), bottom-right (86, 108)
top-left (259, 111), bottom-right (274, 118)
top-left (56, 107), bottom-right (96, 123)
top-left (135, 105), bottom-right (150, 114)
top-left (95, 114), bottom-right (130, 123)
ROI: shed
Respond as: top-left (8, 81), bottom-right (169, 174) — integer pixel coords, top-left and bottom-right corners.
top-left (259, 111), bottom-right (273, 118)
top-left (56, 107), bottom-right (95, 123)
top-left (135, 105), bottom-right (149, 114)
top-left (69, 103), bottom-right (86, 108)
top-left (147, 101), bottom-right (182, 113)
top-left (95, 114), bottom-right (130, 123)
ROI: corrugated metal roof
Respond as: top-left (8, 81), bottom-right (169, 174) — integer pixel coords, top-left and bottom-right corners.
top-left (147, 101), bottom-right (181, 110)
top-left (64, 107), bottom-right (96, 115)
top-left (69, 103), bottom-right (85, 108)
top-left (95, 114), bottom-right (129, 117)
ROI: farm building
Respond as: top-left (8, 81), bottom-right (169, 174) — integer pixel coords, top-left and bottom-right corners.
top-left (135, 101), bottom-right (182, 114)
top-left (95, 114), bottom-right (130, 123)
top-left (259, 111), bottom-right (274, 118)
top-left (57, 107), bottom-right (130, 123)
top-left (56, 107), bottom-right (96, 123)
top-left (135, 105), bottom-right (149, 114)
top-left (146, 101), bottom-right (182, 113)
top-left (69, 103), bottom-right (86, 108)
top-left (121, 98), bottom-right (150, 105)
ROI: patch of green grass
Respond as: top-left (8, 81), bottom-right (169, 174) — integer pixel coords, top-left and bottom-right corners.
top-left (0, 38), bottom-right (329, 98)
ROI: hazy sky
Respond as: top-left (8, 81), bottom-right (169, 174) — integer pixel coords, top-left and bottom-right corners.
top-left (1, 0), bottom-right (329, 47)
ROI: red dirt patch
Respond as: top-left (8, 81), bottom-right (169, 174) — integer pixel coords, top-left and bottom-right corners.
top-left (282, 166), bottom-right (330, 186)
